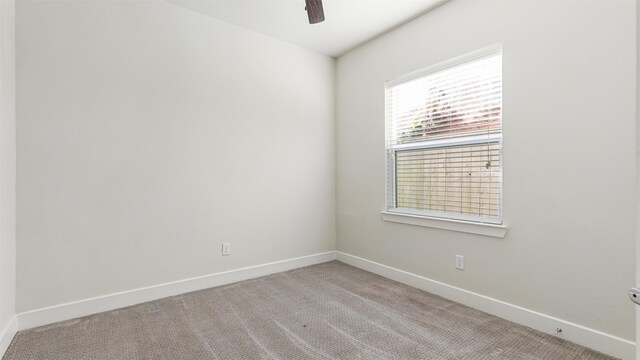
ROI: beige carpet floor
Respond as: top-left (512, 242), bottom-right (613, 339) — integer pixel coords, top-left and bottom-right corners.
top-left (3, 261), bottom-right (616, 359)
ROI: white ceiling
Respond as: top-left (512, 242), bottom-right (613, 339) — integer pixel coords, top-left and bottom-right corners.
top-left (166, 0), bottom-right (448, 57)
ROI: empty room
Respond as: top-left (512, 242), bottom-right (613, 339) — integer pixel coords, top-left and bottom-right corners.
top-left (0, 0), bottom-right (638, 359)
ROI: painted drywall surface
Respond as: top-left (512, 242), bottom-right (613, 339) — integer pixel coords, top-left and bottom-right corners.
top-left (337, 0), bottom-right (636, 340)
top-left (0, 0), bottom-right (16, 333)
top-left (636, 0), bottom-right (639, 352)
top-left (16, 0), bottom-right (335, 311)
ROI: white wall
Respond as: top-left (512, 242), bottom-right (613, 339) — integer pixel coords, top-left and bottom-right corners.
top-left (16, 0), bottom-right (335, 312)
top-left (337, 0), bottom-right (636, 341)
top-left (0, 0), bottom-right (16, 338)
top-left (636, 0), bottom-right (640, 353)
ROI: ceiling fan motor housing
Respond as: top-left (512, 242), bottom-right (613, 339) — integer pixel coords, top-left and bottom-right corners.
top-left (305, 0), bottom-right (325, 24)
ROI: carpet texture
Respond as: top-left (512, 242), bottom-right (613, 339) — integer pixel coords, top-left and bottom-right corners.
top-left (4, 261), bottom-right (616, 359)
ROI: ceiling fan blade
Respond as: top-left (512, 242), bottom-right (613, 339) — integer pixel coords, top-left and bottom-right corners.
top-left (305, 0), bottom-right (325, 24)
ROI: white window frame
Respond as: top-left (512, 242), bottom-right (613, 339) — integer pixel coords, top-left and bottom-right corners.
top-left (384, 46), bottom-right (505, 231)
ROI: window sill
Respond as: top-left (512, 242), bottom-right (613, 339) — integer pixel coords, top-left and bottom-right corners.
top-left (381, 211), bottom-right (508, 238)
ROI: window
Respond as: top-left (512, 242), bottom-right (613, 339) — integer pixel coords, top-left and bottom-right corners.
top-left (385, 48), bottom-right (502, 224)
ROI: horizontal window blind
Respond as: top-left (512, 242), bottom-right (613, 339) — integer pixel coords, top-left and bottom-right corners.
top-left (395, 143), bottom-right (501, 219)
top-left (386, 49), bottom-right (502, 223)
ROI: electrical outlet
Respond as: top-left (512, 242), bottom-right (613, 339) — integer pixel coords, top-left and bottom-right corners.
top-left (455, 255), bottom-right (464, 270)
top-left (222, 243), bottom-right (231, 256)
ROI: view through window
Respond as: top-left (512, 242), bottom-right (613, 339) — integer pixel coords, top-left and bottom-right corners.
top-left (385, 49), bottom-right (503, 224)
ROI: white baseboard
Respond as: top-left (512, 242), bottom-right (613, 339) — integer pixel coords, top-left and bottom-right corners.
top-left (336, 251), bottom-right (635, 360)
top-left (0, 315), bottom-right (17, 358)
top-left (17, 251), bottom-right (337, 331)
top-left (10, 250), bottom-right (635, 360)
